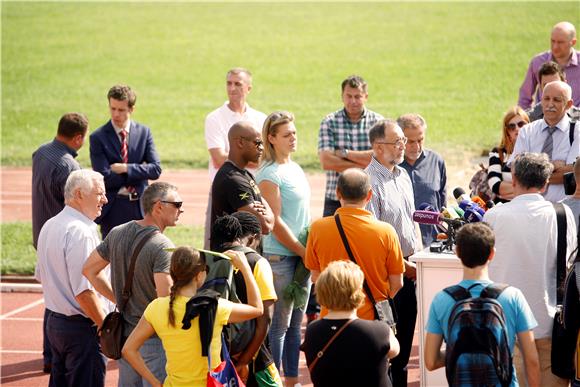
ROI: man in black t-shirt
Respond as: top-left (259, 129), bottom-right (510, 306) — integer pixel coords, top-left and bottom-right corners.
top-left (210, 121), bottom-right (274, 249)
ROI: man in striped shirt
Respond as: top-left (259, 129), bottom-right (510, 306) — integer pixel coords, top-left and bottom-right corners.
top-left (32, 112), bottom-right (88, 373)
top-left (365, 119), bottom-right (421, 387)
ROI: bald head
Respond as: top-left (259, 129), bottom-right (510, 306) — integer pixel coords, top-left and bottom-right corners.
top-left (551, 22), bottom-right (577, 62)
top-left (228, 121), bottom-right (259, 142)
top-left (553, 21), bottom-right (577, 39)
top-left (337, 168), bottom-right (371, 203)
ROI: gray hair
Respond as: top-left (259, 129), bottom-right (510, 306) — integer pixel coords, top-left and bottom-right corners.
top-left (141, 182), bottom-right (178, 214)
top-left (397, 113), bottom-right (427, 132)
top-left (64, 169), bottom-right (104, 203)
top-left (513, 152), bottom-right (554, 189)
top-left (368, 119), bottom-right (399, 144)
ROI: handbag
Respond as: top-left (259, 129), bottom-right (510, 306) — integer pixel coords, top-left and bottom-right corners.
top-left (334, 215), bottom-right (397, 332)
top-left (308, 319), bottom-right (355, 373)
top-left (551, 203), bottom-right (576, 379)
top-left (207, 335), bottom-right (245, 387)
top-left (98, 230), bottom-right (159, 360)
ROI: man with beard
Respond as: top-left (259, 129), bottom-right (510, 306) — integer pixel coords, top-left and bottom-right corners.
top-left (365, 119), bottom-right (420, 387)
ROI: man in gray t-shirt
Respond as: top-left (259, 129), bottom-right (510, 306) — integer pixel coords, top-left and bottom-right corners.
top-left (83, 181), bottom-right (183, 387)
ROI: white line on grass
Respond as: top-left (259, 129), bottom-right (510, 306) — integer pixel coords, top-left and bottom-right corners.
top-left (0, 298), bottom-right (44, 319)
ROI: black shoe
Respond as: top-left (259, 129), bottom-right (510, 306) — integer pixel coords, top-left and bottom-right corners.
top-left (43, 363), bottom-right (51, 374)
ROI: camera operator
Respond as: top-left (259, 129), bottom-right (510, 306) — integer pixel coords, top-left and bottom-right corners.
top-left (562, 160), bottom-right (580, 229)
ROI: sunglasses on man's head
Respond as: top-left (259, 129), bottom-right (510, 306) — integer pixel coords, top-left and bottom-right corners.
top-left (507, 121), bottom-right (526, 130)
top-left (160, 200), bottom-right (183, 209)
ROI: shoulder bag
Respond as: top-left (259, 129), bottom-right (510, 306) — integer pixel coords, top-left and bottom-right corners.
top-left (551, 203), bottom-right (576, 379)
top-left (99, 229), bottom-right (159, 360)
top-left (334, 214), bottom-right (397, 333)
top-left (308, 319), bottom-right (355, 373)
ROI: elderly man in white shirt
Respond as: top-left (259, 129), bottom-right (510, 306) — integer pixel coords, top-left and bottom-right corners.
top-left (203, 67), bottom-right (266, 248)
top-left (509, 80), bottom-right (579, 202)
top-left (35, 169), bottom-right (111, 387)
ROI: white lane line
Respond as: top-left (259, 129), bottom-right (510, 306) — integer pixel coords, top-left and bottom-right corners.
top-left (0, 350), bottom-right (43, 354)
top-left (0, 298), bottom-right (44, 319)
top-left (1, 317), bottom-right (43, 322)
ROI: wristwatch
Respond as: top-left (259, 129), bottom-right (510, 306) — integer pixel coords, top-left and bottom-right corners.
top-left (340, 148), bottom-right (349, 159)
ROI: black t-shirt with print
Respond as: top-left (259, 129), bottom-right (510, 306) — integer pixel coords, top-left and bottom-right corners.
top-left (211, 161), bottom-right (261, 238)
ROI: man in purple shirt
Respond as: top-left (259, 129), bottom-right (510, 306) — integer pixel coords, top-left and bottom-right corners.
top-left (519, 21), bottom-right (579, 109)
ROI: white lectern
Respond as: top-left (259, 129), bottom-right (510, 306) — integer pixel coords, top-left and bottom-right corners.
top-left (410, 249), bottom-right (463, 387)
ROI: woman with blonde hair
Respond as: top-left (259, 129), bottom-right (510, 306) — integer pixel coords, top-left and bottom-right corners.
top-left (487, 106), bottom-right (530, 202)
top-left (256, 111), bottom-right (311, 387)
top-left (303, 260), bottom-right (400, 386)
top-left (122, 246), bottom-right (263, 387)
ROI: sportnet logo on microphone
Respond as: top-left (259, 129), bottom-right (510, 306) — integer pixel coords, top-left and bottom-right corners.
top-left (413, 211), bottom-right (439, 223)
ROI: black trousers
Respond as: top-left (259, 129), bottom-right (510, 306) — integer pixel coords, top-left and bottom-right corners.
top-left (390, 276), bottom-right (417, 387)
top-left (47, 311), bottom-right (106, 387)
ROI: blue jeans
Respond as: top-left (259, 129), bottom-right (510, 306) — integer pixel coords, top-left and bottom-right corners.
top-left (118, 336), bottom-right (166, 387)
top-left (265, 254), bottom-right (311, 378)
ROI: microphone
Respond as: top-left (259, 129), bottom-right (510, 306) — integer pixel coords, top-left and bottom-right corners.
top-left (413, 210), bottom-right (465, 228)
top-left (453, 187), bottom-right (471, 203)
top-left (458, 200), bottom-right (486, 217)
top-left (418, 202), bottom-right (436, 211)
top-left (441, 206), bottom-right (460, 219)
top-left (463, 208), bottom-right (483, 223)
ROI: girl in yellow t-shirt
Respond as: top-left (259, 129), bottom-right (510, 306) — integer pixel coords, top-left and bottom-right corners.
top-left (122, 246), bottom-right (263, 387)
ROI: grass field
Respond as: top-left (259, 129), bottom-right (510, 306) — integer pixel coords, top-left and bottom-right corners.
top-left (3, 2), bottom-right (579, 171)
top-left (1, 222), bottom-right (204, 275)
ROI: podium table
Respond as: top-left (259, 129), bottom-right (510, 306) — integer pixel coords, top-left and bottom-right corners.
top-left (410, 249), bottom-right (463, 387)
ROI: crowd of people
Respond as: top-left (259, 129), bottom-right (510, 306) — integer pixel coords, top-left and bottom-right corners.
top-left (31, 20), bottom-right (580, 387)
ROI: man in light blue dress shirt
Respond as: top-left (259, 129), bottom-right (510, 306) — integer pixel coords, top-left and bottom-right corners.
top-left (35, 169), bottom-right (111, 387)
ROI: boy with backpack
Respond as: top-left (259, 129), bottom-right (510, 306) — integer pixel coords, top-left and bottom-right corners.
top-left (424, 222), bottom-right (540, 386)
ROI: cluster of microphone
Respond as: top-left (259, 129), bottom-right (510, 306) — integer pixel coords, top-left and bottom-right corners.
top-left (412, 187), bottom-right (494, 252)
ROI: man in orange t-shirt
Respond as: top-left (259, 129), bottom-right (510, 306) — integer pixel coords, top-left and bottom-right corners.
top-left (305, 168), bottom-right (405, 320)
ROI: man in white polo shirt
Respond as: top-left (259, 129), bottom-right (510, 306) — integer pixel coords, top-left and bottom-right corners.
top-left (204, 67), bottom-right (267, 248)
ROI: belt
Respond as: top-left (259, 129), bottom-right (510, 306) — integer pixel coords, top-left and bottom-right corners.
top-left (48, 310), bottom-right (92, 323)
top-left (117, 192), bottom-right (139, 201)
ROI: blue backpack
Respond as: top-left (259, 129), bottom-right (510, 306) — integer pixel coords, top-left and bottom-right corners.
top-left (443, 283), bottom-right (512, 387)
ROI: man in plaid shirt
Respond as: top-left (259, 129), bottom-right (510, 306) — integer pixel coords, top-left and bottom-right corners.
top-left (318, 75), bottom-right (384, 216)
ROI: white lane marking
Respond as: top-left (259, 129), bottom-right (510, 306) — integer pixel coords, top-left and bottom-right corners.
top-left (0, 298), bottom-right (44, 319)
top-left (1, 317), bottom-right (43, 322)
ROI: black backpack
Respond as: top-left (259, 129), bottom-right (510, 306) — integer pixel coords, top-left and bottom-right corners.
top-left (201, 245), bottom-right (259, 356)
top-left (443, 283), bottom-right (512, 387)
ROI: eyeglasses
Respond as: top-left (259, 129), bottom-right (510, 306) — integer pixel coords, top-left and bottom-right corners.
top-left (507, 121), bottom-right (527, 131)
top-left (160, 200), bottom-right (183, 210)
top-left (240, 137), bottom-right (264, 147)
top-left (375, 137), bottom-right (408, 147)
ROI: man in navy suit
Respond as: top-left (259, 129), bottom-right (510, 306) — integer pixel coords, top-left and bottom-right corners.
top-left (90, 84), bottom-right (162, 237)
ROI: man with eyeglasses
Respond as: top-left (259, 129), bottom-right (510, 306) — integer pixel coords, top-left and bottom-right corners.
top-left (204, 68), bottom-right (267, 248)
top-left (210, 121), bottom-right (274, 250)
top-left (90, 84), bottom-right (162, 238)
top-left (509, 80), bottom-right (580, 202)
top-left (365, 119), bottom-right (421, 387)
top-left (398, 114), bottom-right (447, 247)
top-left (83, 182), bottom-right (182, 386)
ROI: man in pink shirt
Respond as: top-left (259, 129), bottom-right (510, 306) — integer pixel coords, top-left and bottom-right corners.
top-left (519, 22), bottom-right (579, 109)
